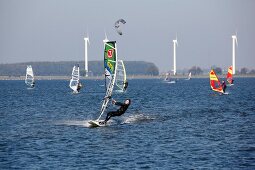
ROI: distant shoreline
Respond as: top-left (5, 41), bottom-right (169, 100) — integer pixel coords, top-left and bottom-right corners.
top-left (1, 74), bottom-right (255, 80)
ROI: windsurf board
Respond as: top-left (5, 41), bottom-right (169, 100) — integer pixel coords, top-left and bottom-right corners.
top-left (88, 120), bottom-right (106, 127)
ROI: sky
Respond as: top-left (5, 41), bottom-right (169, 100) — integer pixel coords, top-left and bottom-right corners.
top-left (0, 0), bottom-right (255, 72)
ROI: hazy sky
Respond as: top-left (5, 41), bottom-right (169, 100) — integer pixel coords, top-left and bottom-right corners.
top-left (0, 0), bottom-right (254, 72)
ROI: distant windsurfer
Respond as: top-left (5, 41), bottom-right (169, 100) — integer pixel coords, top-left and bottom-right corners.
top-left (77, 82), bottom-right (82, 92)
top-left (222, 80), bottom-right (226, 93)
top-left (229, 79), bottom-right (234, 84)
top-left (123, 81), bottom-right (128, 91)
top-left (100, 99), bottom-right (131, 124)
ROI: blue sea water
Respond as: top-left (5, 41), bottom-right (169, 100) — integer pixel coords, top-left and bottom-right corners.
top-left (0, 78), bottom-right (255, 169)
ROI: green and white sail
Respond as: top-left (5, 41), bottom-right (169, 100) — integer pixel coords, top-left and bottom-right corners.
top-left (97, 41), bottom-right (118, 120)
top-left (116, 60), bottom-right (127, 91)
top-left (25, 65), bottom-right (35, 88)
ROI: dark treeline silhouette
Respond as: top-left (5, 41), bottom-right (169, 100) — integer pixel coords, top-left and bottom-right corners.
top-left (0, 61), bottom-right (159, 76)
top-left (239, 67), bottom-right (255, 75)
top-left (188, 66), bottom-right (203, 75)
top-left (210, 66), bottom-right (255, 75)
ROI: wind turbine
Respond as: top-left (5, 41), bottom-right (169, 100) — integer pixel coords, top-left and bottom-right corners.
top-left (103, 31), bottom-right (109, 43)
top-left (84, 33), bottom-right (90, 77)
top-left (232, 33), bottom-right (238, 75)
top-left (172, 35), bottom-right (178, 75)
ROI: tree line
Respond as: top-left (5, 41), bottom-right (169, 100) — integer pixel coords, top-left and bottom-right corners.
top-left (0, 61), bottom-right (159, 76)
top-left (210, 66), bottom-right (255, 75)
top-left (181, 66), bottom-right (255, 75)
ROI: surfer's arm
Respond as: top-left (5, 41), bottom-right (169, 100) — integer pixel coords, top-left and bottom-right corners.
top-left (112, 99), bottom-right (124, 106)
top-left (114, 102), bottom-right (124, 106)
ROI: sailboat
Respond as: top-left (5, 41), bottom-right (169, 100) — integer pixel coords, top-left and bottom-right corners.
top-left (25, 65), bottom-right (35, 88)
top-left (115, 60), bottom-right (128, 92)
top-left (185, 72), bottom-right (191, 80)
top-left (209, 69), bottom-right (227, 94)
top-left (69, 64), bottom-right (82, 94)
top-left (226, 66), bottom-right (234, 86)
top-left (89, 41), bottom-right (118, 127)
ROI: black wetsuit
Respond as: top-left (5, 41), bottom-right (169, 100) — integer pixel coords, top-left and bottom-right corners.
top-left (104, 101), bottom-right (130, 122)
top-left (123, 82), bottom-right (128, 91)
top-left (77, 83), bottom-right (82, 92)
top-left (222, 82), bottom-right (226, 93)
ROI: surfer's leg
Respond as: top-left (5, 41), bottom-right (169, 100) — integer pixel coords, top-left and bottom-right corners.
top-left (105, 111), bottom-right (115, 122)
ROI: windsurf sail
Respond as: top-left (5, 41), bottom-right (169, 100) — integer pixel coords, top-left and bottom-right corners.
top-left (69, 64), bottom-right (81, 93)
top-left (116, 60), bottom-right (127, 91)
top-left (188, 72), bottom-right (191, 80)
top-left (185, 72), bottom-right (191, 80)
top-left (25, 65), bottom-right (35, 88)
top-left (164, 73), bottom-right (170, 81)
top-left (209, 70), bottom-right (223, 93)
top-left (226, 66), bottom-right (234, 84)
top-left (97, 41), bottom-right (118, 120)
top-left (164, 72), bottom-right (176, 83)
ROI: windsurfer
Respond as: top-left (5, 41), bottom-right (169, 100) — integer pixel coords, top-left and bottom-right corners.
top-left (123, 81), bottom-right (128, 91)
top-left (100, 99), bottom-right (131, 124)
top-left (77, 82), bottom-right (82, 92)
top-left (222, 80), bottom-right (227, 93)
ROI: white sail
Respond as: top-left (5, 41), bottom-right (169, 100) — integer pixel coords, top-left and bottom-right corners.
top-left (97, 41), bottom-right (118, 121)
top-left (69, 64), bottom-right (80, 93)
top-left (25, 65), bottom-right (35, 88)
top-left (164, 73), bottom-right (169, 81)
top-left (116, 60), bottom-right (127, 91)
top-left (163, 72), bottom-right (175, 83)
top-left (186, 72), bottom-right (191, 80)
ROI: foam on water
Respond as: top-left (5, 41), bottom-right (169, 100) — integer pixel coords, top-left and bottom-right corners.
top-left (55, 120), bottom-right (90, 127)
top-left (122, 113), bottom-right (155, 124)
top-left (166, 81), bottom-right (176, 84)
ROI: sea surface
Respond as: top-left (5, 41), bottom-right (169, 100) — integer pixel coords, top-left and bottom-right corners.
top-left (1, 78), bottom-right (255, 169)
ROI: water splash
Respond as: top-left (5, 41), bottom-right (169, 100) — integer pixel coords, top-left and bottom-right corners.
top-left (55, 120), bottom-right (91, 127)
top-left (122, 113), bottom-right (155, 124)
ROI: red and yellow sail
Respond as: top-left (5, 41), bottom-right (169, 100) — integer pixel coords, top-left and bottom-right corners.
top-left (226, 66), bottom-right (233, 84)
top-left (209, 70), bottom-right (223, 93)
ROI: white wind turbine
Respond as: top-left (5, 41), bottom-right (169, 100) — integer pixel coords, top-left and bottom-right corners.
top-left (103, 31), bottom-right (109, 43)
top-left (84, 33), bottom-right (90, 77)
top-left (232, 32), bottom-right (238, 75)
top-left (172, 35), bottom-right (178, 75)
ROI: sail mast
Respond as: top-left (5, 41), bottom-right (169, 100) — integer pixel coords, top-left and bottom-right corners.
top-left (103, 34), bottom-right (109, 92)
